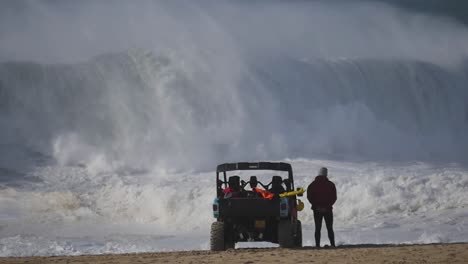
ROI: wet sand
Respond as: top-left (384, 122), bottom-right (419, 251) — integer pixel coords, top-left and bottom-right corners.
top-left (1, 243), bottom-right (467, 264)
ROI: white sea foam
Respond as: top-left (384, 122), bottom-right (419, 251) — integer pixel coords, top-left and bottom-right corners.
top-left (1, 159), bottom-right (467, 256)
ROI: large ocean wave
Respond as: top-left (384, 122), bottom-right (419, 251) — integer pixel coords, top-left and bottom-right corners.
top-left (1, 51), bottom-right (467, 174)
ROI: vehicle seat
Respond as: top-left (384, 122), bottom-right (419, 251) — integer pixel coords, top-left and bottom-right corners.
top-left (249, 176), bottom-right (258, 189)
top-left (228, 175), bottom-right (241, 192)
top-left (247, 176), bottom-right (263, 198)
top-left (269, 176), bottom-right (285, 194)
top-left (223, 175), bottom-right (242, 199)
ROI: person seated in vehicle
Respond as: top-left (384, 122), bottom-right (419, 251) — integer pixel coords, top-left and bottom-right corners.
top-left (223, 175), bottom-right (242, 198)
top-left (269, 176), bottom-right (286, 196)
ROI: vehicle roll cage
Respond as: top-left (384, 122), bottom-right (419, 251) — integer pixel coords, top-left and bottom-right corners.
top-left (216, 162), bottom-right (294, 197)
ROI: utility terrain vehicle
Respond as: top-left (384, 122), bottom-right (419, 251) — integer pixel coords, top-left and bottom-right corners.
top-left (210, 162), bottom-right (304, 251)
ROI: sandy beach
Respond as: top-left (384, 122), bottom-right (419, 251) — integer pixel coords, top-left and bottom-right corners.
top-left (1, 243), bottom-right (467, 264)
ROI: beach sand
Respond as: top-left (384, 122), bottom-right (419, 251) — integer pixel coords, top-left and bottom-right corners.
top-left (1, 243), bottom-right (467, 264)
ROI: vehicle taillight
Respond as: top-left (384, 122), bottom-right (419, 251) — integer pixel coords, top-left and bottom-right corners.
top-left (281, 203), bottom-right (287, 210)
top-left (213, 204), bottom-right (218, 211)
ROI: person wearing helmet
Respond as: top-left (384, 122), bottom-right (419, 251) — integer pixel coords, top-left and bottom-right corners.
top-left (307, 167), bottom-right (337, 248)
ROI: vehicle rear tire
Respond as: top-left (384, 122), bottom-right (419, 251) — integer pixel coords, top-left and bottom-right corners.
top-left (295, 220), bottom-right (302, 247)
top-left (210, 222), bottom-right (226, 251)
top-left (278, 220), bottom-right (294, 248)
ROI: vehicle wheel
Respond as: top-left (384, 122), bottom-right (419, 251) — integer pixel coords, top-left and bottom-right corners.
top-left (210, 222), bottom-right (225, 251)
top-left (278, 220), bottom-right (294, 248)
top-left (294, 220), bottom-right (302, 247)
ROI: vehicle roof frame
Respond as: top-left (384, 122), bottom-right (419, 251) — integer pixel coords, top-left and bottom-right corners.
top-left (216, 162), bottom-right (294, 197)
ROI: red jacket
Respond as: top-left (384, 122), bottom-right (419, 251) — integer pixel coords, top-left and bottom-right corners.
top-left (307, 176), bottom-right (337, 211)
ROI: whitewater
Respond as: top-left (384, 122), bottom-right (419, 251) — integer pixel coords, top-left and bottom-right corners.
top-left (1, 0), bottom-right (468, 257)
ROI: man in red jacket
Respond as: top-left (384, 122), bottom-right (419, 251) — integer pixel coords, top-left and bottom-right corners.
top-left (307, 167), bottom-right (337, 248)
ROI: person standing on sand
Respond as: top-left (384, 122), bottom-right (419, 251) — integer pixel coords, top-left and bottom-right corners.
top-left (307, 167), bottom-right (337, 248)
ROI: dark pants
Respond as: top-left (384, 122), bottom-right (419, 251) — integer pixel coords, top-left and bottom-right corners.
top-left (313, 209), bottom-right (335, 247)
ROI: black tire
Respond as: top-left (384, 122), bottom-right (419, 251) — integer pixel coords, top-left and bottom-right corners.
top-left (294, 220), bottom-right (302, 247)
top-left (278, 220), bottom-right (294, 248)
top-left (210, 222), bottom-right (225, 251)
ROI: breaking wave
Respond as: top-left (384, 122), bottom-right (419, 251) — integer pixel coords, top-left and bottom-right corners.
top-left (1, 51), bottom-right (467, 174)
